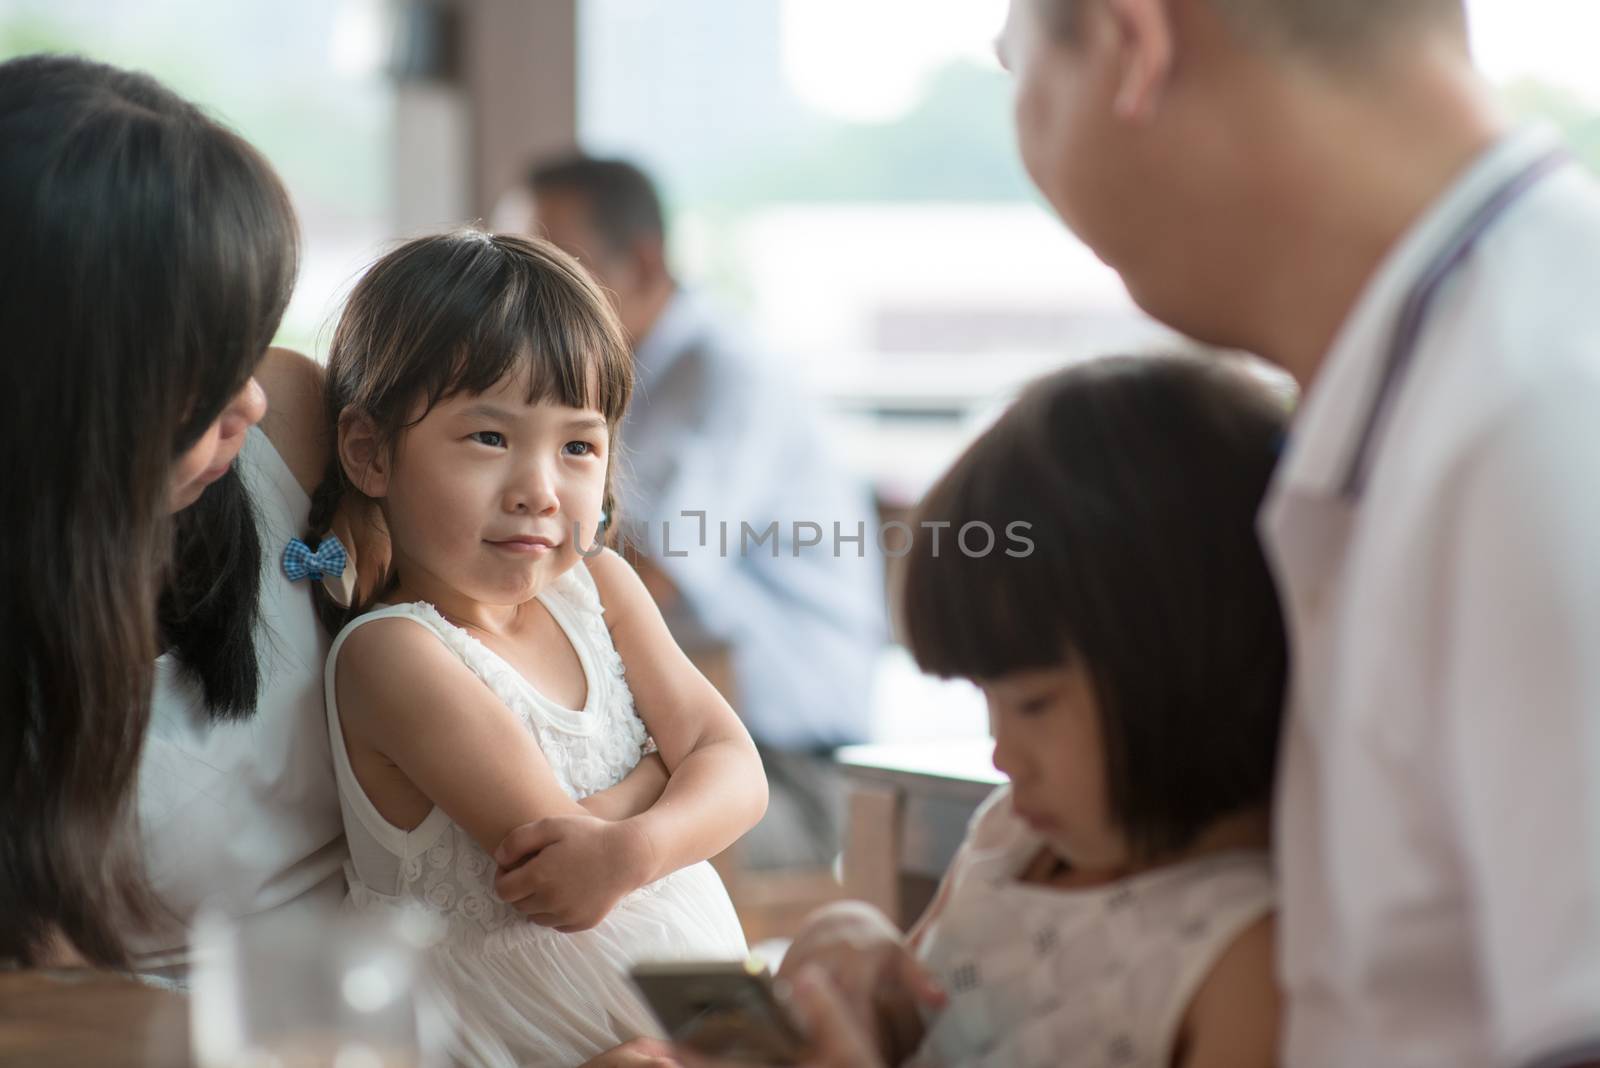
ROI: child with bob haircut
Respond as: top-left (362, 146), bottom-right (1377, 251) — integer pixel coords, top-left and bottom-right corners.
top-left (778, 354), bottom-right (1290, 1068)
top-left (305, 231), bottom-right (766, 1067)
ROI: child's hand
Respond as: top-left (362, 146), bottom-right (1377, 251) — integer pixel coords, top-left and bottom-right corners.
top-left (778, 903), bottom-right (945, 1065)
top-left (492, 814), bottom-right (655, 932)
top-left (676, 965), bottom-right (886, 1068)
top-left (579, 1037), bottom-right (681, 1068)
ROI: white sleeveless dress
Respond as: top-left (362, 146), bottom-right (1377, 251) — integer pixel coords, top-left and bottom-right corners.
top-left (133, 427), bottom-right (345, 972)
top-left (324, 563), bottom-right (747, 1068)
top-left (910, 786), bottom-right (1275, 1068)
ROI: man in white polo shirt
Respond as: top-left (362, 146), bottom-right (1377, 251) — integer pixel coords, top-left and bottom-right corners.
top-left (994, 0), bottom-right (1600, 1065)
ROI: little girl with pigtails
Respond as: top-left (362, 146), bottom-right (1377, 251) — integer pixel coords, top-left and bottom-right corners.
top-left (294, 230), bottom-right (766, 1068)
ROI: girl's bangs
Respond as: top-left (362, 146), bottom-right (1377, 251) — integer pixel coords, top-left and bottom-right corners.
top-left (422, 236), bottom-right (631, 427)
top-left (899, 417), bottom-right (1080, 682)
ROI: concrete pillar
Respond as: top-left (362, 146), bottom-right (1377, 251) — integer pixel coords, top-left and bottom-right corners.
top-left (390, 0), bottom-right (578, 234)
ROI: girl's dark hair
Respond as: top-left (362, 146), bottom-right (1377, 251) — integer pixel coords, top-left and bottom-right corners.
top-left (0, 54), bottom-right (298, 966)
top-left (305, 231), bottom-right (634, 634)
top-left (901, 354), bottom-right (1289, 860)
top-left (160, 469), bottom-right (267, 721)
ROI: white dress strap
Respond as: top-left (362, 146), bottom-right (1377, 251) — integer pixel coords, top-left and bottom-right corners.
top-left (545, 560), bottom-right (623, 677)
top-left (323, 604), bottom-right (455, 889)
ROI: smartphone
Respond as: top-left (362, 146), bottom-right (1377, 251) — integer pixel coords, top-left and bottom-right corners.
top-left (629, 958), bottom-right (811, 1065)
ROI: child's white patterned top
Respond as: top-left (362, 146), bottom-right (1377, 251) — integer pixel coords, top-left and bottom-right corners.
top-left (911, 786), bottom-right (1274, 1068)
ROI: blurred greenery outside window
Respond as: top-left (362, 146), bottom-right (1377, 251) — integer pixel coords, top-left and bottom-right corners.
top-left (3, 1), bottom-right (1598, 491)
top-left (575, 0), bottom-right (1600, 493)
top-left (1, 0), bottom-right (391, 357)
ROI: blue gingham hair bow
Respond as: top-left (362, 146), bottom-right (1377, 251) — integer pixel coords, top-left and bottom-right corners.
top-left (282, 535), bottom-right (348, 582)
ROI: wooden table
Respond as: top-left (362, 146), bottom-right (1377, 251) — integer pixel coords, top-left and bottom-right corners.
top-left (0, 743), bottom-right (996, 1064)
top-left (0, 969), bottom-right (191, 1067)
top-left (836, 737), bottom-right (1005, 929)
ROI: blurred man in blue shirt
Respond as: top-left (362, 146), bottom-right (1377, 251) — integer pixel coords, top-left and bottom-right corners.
top-left (524, 156), bottom-right (886, 868)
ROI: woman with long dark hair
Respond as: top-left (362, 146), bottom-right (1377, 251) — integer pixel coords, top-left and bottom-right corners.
top-left (0, 53), bottom-right (344, 970)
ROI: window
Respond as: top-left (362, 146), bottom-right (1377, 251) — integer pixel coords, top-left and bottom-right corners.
top-left (577, 0), bottom-right (1169, 512)
top-left (1, 0), bottom-right (393, 358)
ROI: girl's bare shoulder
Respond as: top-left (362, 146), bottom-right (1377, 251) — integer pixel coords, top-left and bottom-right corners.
top-left (1173, 912), bottom-right (1279, 1068)
top-left (254, 346), bottom-right (328, 495)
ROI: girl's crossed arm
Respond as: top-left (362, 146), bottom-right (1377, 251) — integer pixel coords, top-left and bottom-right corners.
top-left (334, 615), bottom-right (635, 929)
top-left (493, 548), bottom-right (769, 927)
